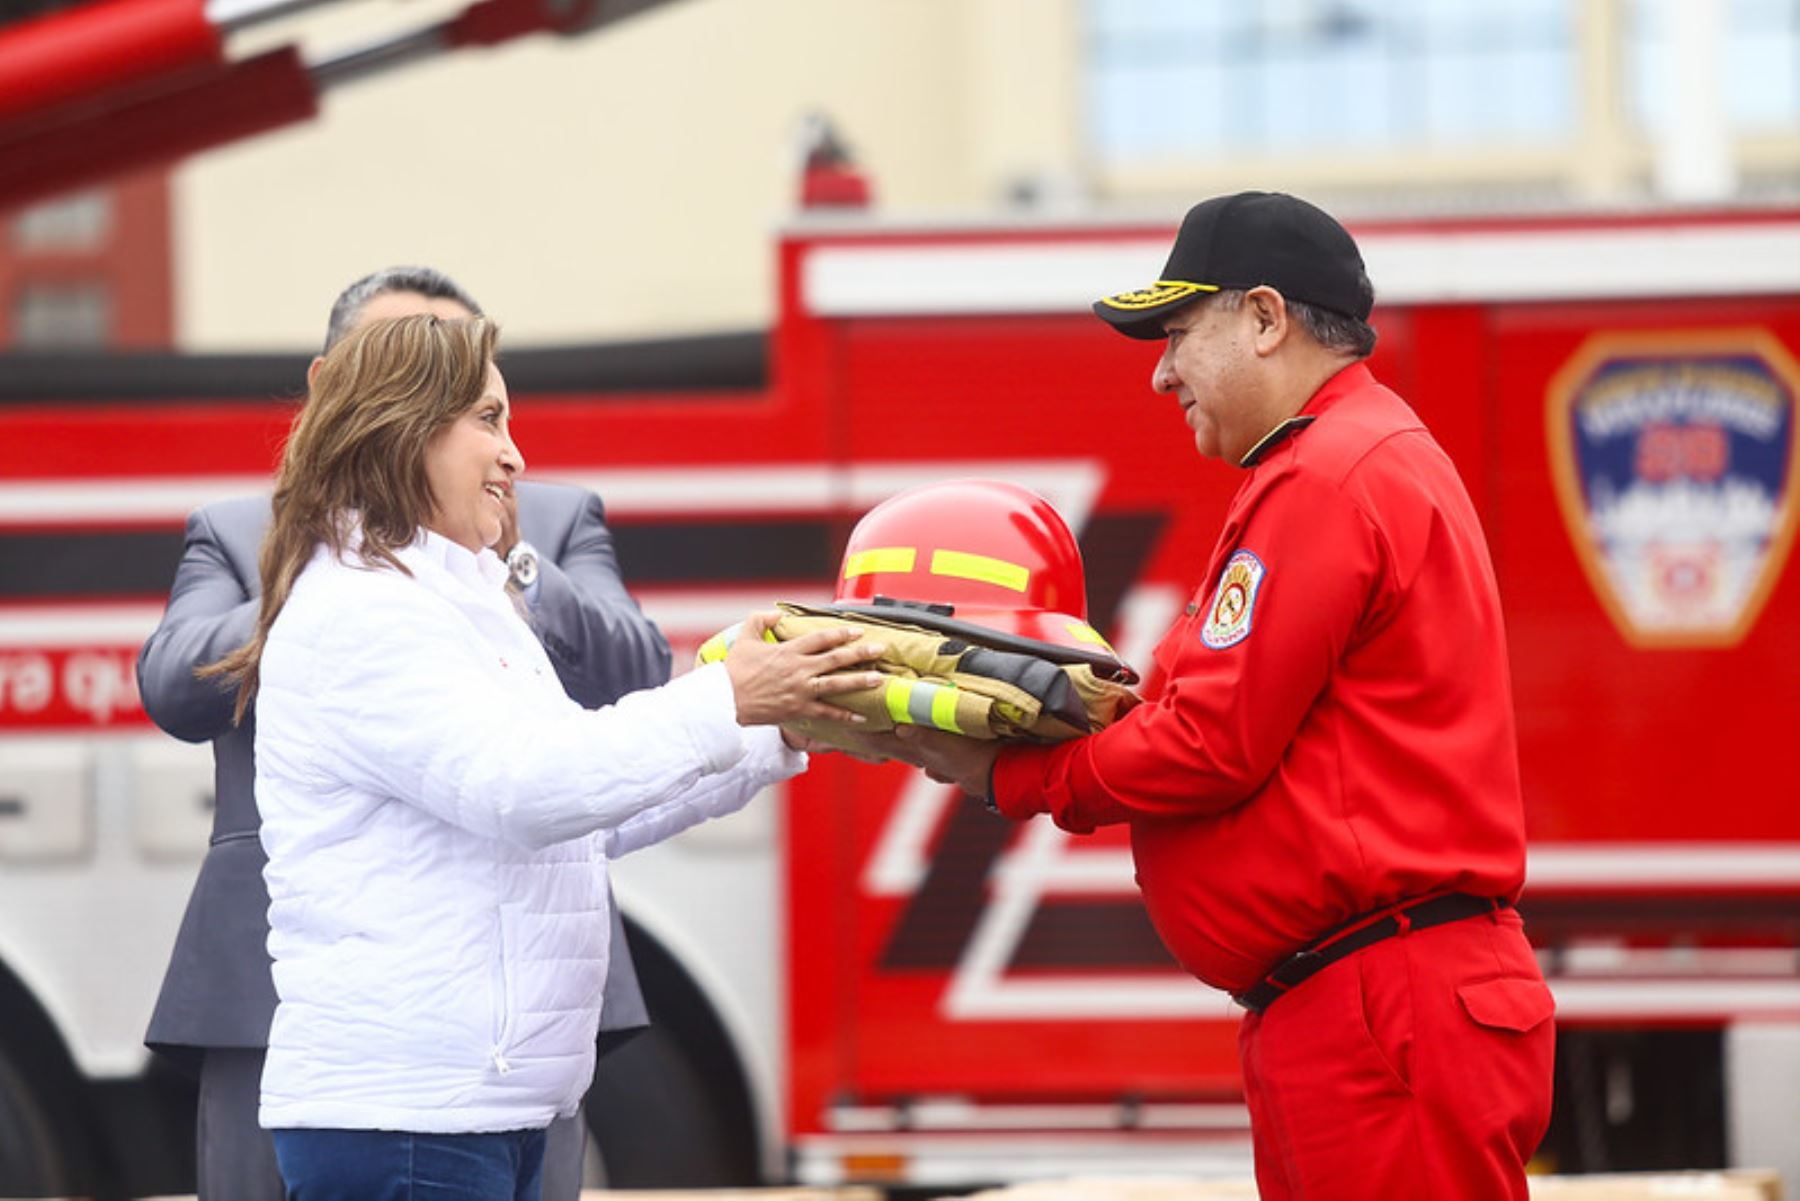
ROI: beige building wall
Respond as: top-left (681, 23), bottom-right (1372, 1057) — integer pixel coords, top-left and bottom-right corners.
top-left (173, 0), bottom-right (1084, 350)
top-left (171, 0), bottom-right (1795, 350)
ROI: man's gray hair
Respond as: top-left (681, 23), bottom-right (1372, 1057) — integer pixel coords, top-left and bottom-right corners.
top-left (1290, 298), bottom-right (1377, 358)
top-left (1206, 287), bottom-right (1378, 359)
top-left (322, 266), bottom-right (483, 353)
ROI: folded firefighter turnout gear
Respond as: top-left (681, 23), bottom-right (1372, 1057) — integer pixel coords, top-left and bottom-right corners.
top-left (697, 601), bottom-right (1140, 749)
top-left (703, 478), bottom-right (1145, 751)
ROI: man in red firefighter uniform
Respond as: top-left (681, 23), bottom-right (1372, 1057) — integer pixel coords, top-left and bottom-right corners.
top-left (893, 191), bottom-right (1555, 1199)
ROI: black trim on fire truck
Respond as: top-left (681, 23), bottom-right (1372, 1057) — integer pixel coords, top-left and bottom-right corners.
top-left (0, 332), bottom-right (768, 405)
top-left (0, 519), bottom-right (833, 601)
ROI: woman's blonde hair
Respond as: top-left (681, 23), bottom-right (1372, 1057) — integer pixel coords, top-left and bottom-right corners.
top-left (202, 314), bottom-right (500, 722)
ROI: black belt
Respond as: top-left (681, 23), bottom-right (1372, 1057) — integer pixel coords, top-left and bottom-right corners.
top-left (1233, 893), bottom-right (1507, 1015)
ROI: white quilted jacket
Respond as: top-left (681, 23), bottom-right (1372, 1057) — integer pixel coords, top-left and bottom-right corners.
top-left (254, 529), bottom-right (801, 1132)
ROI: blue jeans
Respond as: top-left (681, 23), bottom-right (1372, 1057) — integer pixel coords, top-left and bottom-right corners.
top-left (270, 1127), bottom-right (546, 1201)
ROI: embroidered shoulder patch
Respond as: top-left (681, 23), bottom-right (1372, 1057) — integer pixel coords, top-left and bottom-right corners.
top-left (1200, 549), bottom-right (1265, 649)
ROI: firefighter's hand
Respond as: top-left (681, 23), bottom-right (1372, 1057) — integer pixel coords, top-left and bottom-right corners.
top-left (779, 727), bottom-right (829, 753)
top-left (726, 611), bottom-right (885, 727)
top-left (892, 725), bottom-right (1000, 799)
top-left (807, 727), bottom-right (906, 764)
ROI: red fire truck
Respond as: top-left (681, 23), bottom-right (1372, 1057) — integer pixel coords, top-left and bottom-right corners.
top-left (2, 205), bottom-right (1798, 1197)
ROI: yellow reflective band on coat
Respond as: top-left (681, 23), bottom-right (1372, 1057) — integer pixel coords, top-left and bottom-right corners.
top-left (884, 678), bottom-right (912, 726)
top-left (696, 621), bottom-right (775, 665)
top-left (930, 685), bottom-right (962, 733)
top-left (696, 625), bottom-right (737, 664)
top-left (884, 678), bottom-right (963, 734)
top-left (845, 547), bottom-right (916, 578)
top-left (930, 549), bottom-right (1029, 593)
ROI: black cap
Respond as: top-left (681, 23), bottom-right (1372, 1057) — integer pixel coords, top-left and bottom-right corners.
top-left (1094, 191), bottom-right (1372, 340)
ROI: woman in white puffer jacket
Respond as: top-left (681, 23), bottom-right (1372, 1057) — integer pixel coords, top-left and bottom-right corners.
top-left (202, 314), bottom-right (883, 1201)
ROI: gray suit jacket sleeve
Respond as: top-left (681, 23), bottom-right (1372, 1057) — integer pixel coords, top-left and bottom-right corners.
top-left (520, 485), bottom-right (672, 708)
top-left (143, 498), bottom-right (281, 1059)
top-left (136, 501), bottom-right (264, 743)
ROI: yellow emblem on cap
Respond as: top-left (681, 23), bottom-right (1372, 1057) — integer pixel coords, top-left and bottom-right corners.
top-left (1098, 279), bottom-right (1217, 312)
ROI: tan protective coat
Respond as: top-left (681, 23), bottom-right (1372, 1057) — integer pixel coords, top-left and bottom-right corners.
top-left (698, 602), bottom-right (1139, 752)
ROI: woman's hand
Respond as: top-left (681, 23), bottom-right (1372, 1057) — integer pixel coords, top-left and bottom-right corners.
top-left (724, 611), bottom-right (886, 727)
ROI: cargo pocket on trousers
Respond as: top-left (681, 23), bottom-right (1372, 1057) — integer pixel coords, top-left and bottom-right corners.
top-left (1457, 976), bottom-right (1555, 1033)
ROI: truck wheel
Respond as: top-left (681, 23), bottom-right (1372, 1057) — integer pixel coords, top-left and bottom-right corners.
top-left (0, 1043), bottom-right (71, 1195)
top-left (585, 923), bottom-right (760, 1187)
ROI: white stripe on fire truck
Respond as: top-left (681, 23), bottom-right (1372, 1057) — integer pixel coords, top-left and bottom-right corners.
top-left (965, 843), bottom-right (1800, 894)
top-left (0, 604), bottom-right (165, 644)
top-left (940, 820), bottom-right (1800, 1020)
top-left (802, 221), bottom-right (1800, 316)
top-left (1548, 979), bottom-right (1800, 1019)
top-left (822, 1099), bottom-right (1253, 1132)
top-left (0, 460), bottom-right (1107, 532)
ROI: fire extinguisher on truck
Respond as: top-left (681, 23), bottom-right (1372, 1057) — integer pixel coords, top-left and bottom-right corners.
top-left (2, 204), bottom-right (1798, 1197)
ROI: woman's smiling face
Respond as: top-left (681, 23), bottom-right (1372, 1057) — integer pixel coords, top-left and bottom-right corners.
top-left (423, 362), bottom-right (524, 553)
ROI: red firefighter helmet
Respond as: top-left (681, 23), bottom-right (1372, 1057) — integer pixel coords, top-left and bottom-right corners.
top-left (831, 478), bottom-right (1136, 680)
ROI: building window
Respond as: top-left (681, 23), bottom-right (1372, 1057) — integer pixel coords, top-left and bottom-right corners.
top-left (1627, 0), bottom-right (1800, 137)
top-left (1086, 0), bottom-right (1576, 164)
top-left (12, 192), bottom-right (112, 254)
top-left (13, 283), bottom-right (112, 347)
top-left (0, 172), bottom-right (170, 349)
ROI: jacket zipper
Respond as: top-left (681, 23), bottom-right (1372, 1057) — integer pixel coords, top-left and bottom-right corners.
top-left (491, 906), bottom-right (517, 1075)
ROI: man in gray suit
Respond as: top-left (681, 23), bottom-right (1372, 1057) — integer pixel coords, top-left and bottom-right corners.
top-left (140, 266), bottom-right (673, 1200)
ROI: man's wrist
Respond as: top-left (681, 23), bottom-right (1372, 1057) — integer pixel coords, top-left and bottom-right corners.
top-left (985, 745), bottom-right (1053, 821)
top-left (980, 745), bottom-right (1013, 815)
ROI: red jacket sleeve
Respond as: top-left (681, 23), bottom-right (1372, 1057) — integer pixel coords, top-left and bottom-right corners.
top-left (993, 465), bottom-right (1385, 832)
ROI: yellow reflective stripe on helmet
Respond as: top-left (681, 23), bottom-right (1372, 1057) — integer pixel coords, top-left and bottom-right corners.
top-left (885, 678), bottom-right (914, 725)
top-left (845, 547), bottom-right (916, 578)
top-left (929, 685), bottom-right (962, 734)
top-left (930, 549), bottom-right (1029, 593)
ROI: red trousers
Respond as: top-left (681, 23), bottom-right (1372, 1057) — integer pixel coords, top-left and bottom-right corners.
top-left (1237, 906), bottom-right (1555, 1200)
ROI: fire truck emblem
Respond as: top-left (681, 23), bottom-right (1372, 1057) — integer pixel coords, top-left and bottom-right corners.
top-left (1548, 332), bottom-right (1800, 646)
top-left (1201, 549), bottom-right (1264, 649)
